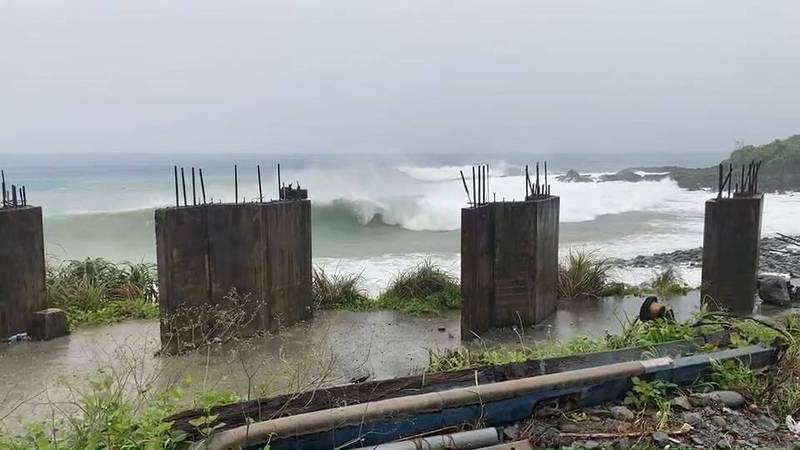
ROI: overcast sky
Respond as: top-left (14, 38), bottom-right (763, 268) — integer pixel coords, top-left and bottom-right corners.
top-left (1, 0), bottom-right (798, 154)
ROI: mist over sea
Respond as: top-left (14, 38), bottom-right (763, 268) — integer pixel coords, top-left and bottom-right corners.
top-left (4, 151), bottom-right (799, 293)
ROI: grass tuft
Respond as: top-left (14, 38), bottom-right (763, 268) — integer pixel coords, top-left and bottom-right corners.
top-left (558, 250), bottom-right (612, 299)
top-left (649, 266), bottom-right (690, 297)
top-left (312, 267), bottom-right (370, 310)
top-left (376, 259), bottom-right (461, 314)
top-left (47, 258), bottom-right (159, 327)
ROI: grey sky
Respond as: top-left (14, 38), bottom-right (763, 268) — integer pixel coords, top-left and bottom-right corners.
top-left (1, 0), bottom-right (798, 154)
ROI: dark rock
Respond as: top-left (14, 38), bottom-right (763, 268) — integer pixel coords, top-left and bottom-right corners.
top-left (652, 431), bottom-right (670, 444)
top-left (599, 169), bottom-right (643, 183)
top-left (698, 391), bottom-right (745, 409)
top-left (757, 275), bottom-right (791, 306)
top-left (672, 395), bottom-right (693, 410)
top-left (559, 423), bottom-right (581, 433)
top-left (682, 412), bottom-right (703, 426)
top-left (711, 415), bottom-right (727, 429)
top-left (27, 308), bottom-right (69, 341)
top-left (556, 169), bottom-right (593, 183)
top-left (753, 415), bottom-right (778, 431)
top-left (609, 405), bottom-right (635, 421)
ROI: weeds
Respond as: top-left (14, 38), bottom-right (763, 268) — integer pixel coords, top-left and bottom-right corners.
top-left (312, 268), bottom-right (370, 310)
top-left (648, 266), bottom-right (690, 297)
top-left (624, 376), bottom-right (676, 409)
top-left (377, 259), bottom-right (460, 314)
top-left (558, 250), bottom-right (612, 299)
top-left (47, 258), bottom-right (159, 327)
top-left (426, 335), bottom-right (607, 372)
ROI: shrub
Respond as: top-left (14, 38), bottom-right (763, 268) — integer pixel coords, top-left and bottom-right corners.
top-left (648, 266), bottom-right (690, 297)
top-left (47, 258), bottom-right (159, 327)
top-left (312, 267), bottom-right (370, 310)
top-left (377, 259), bottom-right (460, 314)
top-left (558, 250), bottom-right (612, 299)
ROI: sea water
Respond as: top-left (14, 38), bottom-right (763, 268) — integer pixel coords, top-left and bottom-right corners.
top-left (3, 151), bottom-right (799, 293)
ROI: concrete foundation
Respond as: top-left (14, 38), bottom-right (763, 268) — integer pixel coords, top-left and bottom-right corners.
top-left (0, 206), bottom-right (47, 339)
top-left (155, 200), bottom-right (312, 353)
top-left (701, 195), bottom-right (763, 313)
top-left (461, 197), bottom-right (559, 339)
top-left (28, 308), bottom-right (69, 340)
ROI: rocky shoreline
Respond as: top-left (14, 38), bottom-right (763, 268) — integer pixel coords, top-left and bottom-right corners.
top-left (610, 235), bottom-right (800, 276)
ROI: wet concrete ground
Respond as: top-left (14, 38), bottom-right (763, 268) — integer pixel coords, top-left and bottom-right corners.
top-left (0, 291), bottom-right (792, 432)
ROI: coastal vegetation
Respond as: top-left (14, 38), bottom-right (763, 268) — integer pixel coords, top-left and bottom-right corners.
top-left (657, 134), bottom-right (800, 192)
top-left (46, 258), bottom-right (159, 327)
top-left (313, 259), bottom-right (461, 315)
top-left (558, 250), bottom-right (691, 300)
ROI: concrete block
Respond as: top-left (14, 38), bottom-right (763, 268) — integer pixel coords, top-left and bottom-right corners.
top-left (461, 197), bottom-right (559, 339)
top-left (28, 308), bottom-right (70, 340)
top-left (701, 195), bottom-right (763, 313)
top-left (155, 200), bottom-right (312, 353)
top-left (0, 206), bottom-right (47, 339)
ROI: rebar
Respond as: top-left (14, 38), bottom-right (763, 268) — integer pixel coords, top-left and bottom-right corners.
top-left (181, 167), bottom-right (187, 206)
top-left (257, 165), bottom-right (263, 203)
top-left (174, 166), bottom-right (179, 207)
top-left (199, 168), bottom-right (206, 204)
top-left (460, 170), bottom-right (472, 204)
top-left (192, 167), bottom-right (197, 206)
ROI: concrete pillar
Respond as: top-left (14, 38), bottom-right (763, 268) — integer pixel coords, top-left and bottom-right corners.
top-left (155, 200), bottom-right (312, 353)
top-left (461, 197), bottom-right (559, 339)
top-left (701, 195), bottom-right (763, 313)
top-left (0, 206), bottom-right (47, 339)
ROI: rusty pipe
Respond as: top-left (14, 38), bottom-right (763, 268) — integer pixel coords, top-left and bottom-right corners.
top-left (206, 357), bottom-right (673, 450)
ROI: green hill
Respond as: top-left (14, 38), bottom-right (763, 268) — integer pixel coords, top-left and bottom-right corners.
top-left (668, 135), bottom-right (800, 192)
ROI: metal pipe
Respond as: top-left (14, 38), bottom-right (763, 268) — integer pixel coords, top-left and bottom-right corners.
top-left (257, 165), bottom-right (263, 203)
top-left (351, 428), bottom-right (499, 450)
top-left (191, 167), bottom-right (196, 206)
top-left (173, 166), bottom-right (179, 207)
top-left (205, 357), bottom-right (672, 450)
top-left (199, 169), bottom-right (206, 204)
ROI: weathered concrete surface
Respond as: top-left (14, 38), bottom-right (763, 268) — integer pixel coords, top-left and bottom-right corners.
top-left (155, 201), bottom-right (312, 353)
top-left (0, 206), bottom-right (47, 339)
top-left (27, 308), bottom-right (69, 340)
top-left (701, 195), bottom-right (763, 313)
top-left (461, 197), bottom-right (560, 339)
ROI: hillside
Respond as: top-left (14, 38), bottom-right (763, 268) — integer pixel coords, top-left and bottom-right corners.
top-left (643, 135), bottom-right (800, 192)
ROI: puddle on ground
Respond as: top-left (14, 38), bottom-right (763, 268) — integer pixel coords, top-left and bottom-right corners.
top-left (0, 291), bottom-right (792, 431)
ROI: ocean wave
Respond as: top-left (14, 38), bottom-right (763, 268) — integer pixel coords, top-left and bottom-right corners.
top-left (311, 177), bottom-right (708, 231)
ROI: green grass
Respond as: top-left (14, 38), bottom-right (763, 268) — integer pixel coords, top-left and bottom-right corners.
top-left (0, 374), bottom-right (242, 449)
top-left (427, 335), bottom-right (607, 373)
top-left (376, 259), bottom-right (460, 314)
top-left (558, 250), bottom-right (613, 299)
top-left (648, 266), bottom-right (690, 297)
top-left (314, 260), bottom-right (461, 315)
top-left (47, 258), bottom-right (159, 327)
top-left (312, 267), bottom-right (371, 310)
